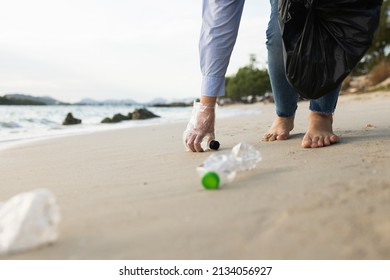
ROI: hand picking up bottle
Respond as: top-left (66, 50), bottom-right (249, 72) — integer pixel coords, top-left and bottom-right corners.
top-left (183, 101), bottom-right (219, 152)
top-left (197, 142), bottom-right (261, 189)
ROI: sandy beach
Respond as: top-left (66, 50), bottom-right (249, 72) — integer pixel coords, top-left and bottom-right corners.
top-left (1, 91), bottom-right (389, 260)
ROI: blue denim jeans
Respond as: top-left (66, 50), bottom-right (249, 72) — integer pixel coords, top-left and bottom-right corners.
top-left (266, 0), bottom-right (339, 117)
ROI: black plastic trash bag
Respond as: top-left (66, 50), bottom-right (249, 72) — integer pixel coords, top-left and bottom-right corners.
top-left (279, 0), bottom-right (383, 99)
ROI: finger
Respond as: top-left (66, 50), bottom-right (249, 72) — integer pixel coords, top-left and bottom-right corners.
top-left (183, 130), bottom-right (191, 151)
top-left (205, 133), bottom-right (215, 148)
top-left (208, 132), bottom-right (215, 143)
top-left (186, 133), bottom-right (197, 152)
top-left (194, 135), bottom-right (204, 152)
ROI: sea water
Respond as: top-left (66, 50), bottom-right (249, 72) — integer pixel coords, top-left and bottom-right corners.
top-left (0, 104), bottom-right (261, 149)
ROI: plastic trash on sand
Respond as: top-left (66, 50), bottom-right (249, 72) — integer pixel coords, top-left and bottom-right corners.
top-left (197, 142), bottom-right (261, 189)
top-left (0, 189), bottom-right (61, 255)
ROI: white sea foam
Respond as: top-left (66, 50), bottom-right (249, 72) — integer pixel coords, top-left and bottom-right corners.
top-left (0, 104), bottom-right (261, 150)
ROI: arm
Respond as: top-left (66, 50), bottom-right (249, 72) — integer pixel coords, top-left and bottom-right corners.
top-left (184, 0), bottom-right (245, 152)
top-left (200, 0), bottom-right (245, 98)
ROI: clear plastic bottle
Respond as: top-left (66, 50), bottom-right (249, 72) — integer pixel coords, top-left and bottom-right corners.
top-left (197, 142), bottom-right (261, 189)
top-left (201, 139), bottom-right (220, 151)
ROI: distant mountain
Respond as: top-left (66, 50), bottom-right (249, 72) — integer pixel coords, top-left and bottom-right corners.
top-left (0, 95), bottom-right (45, 105)
top-left (146, 97), bottom-right (168, 105)
top-left (1, 93), bottom-right (195, 107)
top-left (146, 97), bottom-right (194, 107)
top-left (103, 99), bottom-right (139, 105)
top-left (76, 98), bottom-right (101, 105)
top-left (76, 98), bottom-right (139, 106)
top-left (4, 93), bottom-right (67, 105)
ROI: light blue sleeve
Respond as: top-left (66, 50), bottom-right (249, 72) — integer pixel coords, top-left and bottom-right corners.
top-left (200, 0), bottom-right (245, 97)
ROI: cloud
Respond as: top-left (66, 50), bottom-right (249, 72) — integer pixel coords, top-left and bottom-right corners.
top-left (0, 0), bottom-right (270, 103)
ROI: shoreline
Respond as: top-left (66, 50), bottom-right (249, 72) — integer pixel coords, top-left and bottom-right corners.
top-left (1, 91), bottom-right (390, 259)
top-left (0, 103), bottom-right (262, 152)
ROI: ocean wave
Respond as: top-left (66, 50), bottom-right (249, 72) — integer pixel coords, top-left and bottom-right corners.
top-left (0, 104), bottom-right (261, 147)
top-left (0, 121), bottom-right (22, 129)
top-left (39, 118), bottom-right (60, 125)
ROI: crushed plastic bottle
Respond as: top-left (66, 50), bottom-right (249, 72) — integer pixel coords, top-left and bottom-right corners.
top-left (0, 188), bottom-right (61, 256)
top-left (197, 142), bottom-right (261, 189)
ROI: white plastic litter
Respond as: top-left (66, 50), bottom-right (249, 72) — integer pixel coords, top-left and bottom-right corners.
top-left (0, 189), bottom-right (61, 255)
top-left (197, 142), bottom-right (262, 189)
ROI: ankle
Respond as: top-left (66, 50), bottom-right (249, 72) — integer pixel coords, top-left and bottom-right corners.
top-left (309, 112), bottom-right (333, 121)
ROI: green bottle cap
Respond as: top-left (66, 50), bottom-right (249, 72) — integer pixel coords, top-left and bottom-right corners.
top-left (201, 171), bottom-right (220, 189)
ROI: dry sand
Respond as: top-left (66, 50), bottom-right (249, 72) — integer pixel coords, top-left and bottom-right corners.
top-left (1, 91), bottom-right (389, 260)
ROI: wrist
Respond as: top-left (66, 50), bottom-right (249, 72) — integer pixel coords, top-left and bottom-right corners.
top-left (200, 96), bottom-right (217, 107)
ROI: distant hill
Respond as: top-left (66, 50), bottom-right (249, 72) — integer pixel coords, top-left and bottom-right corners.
top-left (76, 98), bottom-right (100, 105)
top-left (76, 98), bottom-right (138, 106)
top-left (3, 94), bottom-right (68, 105)
top-left (146, 97), bottom-right (193, 107)
top-left (0, 95), bottom-right (46, 105)
top-left (146, 97), bottom-right (168, 105)
top-left (1, 93), bottom-right (196, 106)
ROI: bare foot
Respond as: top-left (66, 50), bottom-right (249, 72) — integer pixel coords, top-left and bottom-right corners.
top-left (262, 116), bottom-right (294, 141)
top-left (301, 112), bottom-right (339, 148)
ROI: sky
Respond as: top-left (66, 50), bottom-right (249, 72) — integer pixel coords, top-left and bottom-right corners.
top-left (0, 0), bottom-right (271, 103)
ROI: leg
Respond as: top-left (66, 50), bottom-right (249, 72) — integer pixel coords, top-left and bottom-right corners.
top-left (263, 0), bottom-right (298, 141)
top-left (302, 86), bottom-right (340, 148)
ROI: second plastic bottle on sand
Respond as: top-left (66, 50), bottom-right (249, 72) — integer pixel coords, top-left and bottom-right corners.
top-left (197, 142), bottom-right (261, 189)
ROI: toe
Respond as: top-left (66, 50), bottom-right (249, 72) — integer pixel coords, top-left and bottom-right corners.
top-left (269, 134), bottom-right (277, 141)
top-left (330, 134), bottom-right (339, 144)
top-left (301, 135), bottom-right (312, 148)
top-left (324, 136), bottom-right (331, 146)
top-left (262, 133), bottom-right (271, 141)
top-left (276, 132), bottom-right (289, 140)
top-left (311, 136), bottom-right (319, 148)
top-left (317, 136), bottom-right (324, 147)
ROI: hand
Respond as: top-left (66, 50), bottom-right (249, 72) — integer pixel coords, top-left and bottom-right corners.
top-left (183, 102), bottom-right (216, 152)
